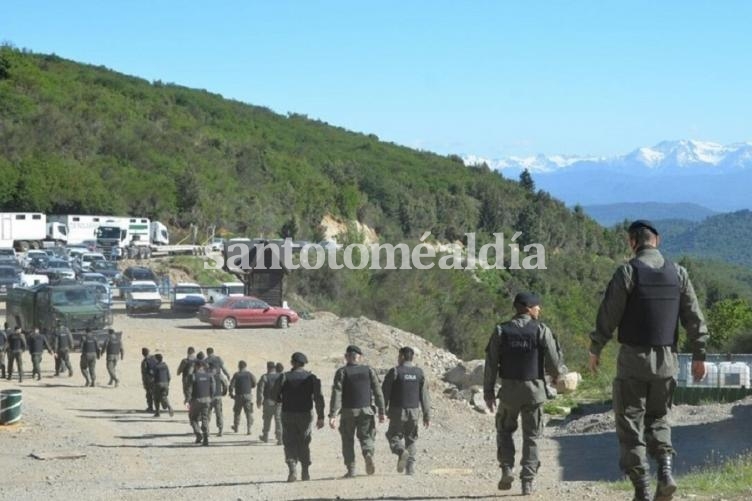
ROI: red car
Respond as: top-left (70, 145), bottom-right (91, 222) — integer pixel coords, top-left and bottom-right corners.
top-left (197, 296), bottom-right (299, 329)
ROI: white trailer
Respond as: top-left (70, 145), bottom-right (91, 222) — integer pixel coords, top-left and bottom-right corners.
top-left (47, 214), bottom-right (118, 245)
top-left (0, 212), bottom-right (49, 250)
top-left (96, 217), bottom-right (152, 258)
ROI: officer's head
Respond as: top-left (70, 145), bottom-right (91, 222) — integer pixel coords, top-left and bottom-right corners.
top-left (33, 325), bottom-right (40, 334)
top-left (398, 346), bottom-right (415, 364)
top-left (266, 361), bottom-right (275, 372)
top-left (275, 362), bottom-right (284, 373)
top-left (239, 360), bottom-right (247, 370)
top-left (291, 352), bottom-right (307, 368)
top-left (513, 292), bottom-right (541, 319)
top-left (627, 220), bottom-right (660, 252)
top-left (206, 347), bottom-right (214, 355)
top-left (154, 353), bottom-right (163, 363)
top-left (187, 346), bottom-right (195, 355)
top-left (345, 345), bottom-right (363, 364)
top-left (196, 351), bottom-right (205, 361)
top-left (142, 347), bottom-right (150, 357)
top-left (14, 325), bottom-right (21, 332)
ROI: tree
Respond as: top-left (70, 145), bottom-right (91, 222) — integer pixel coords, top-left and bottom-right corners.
top-left (519, 168), bottom-right (535, 192)
top-left (707, 298), bottom-right (752, 349)
top-left (280, 216), bottom-right (299, 239)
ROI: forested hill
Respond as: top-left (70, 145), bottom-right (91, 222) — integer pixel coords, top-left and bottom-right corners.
top-left (0, 46), bottom-right (615, 254)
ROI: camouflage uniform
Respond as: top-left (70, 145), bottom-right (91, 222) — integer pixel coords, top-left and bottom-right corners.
top-left (151, 358), bottom-right (174, 417)
top-left (210, 368), bottom-right (228, 436)
top-left (27, 330), bottom-right (53, 381)
top-left (230, 368), bottom-right (256, 434)
top-left (79, 333), bottom-right (101, 387)
top-left (53, 326), bottom-right (74, 377)
top-left (257, 370), bottom-right (283, 442)
top-left (590, 247), bottom-right (707, 483)
top-left (483, 314), bottom-right (566, 485)
top-left (101, 332), bottom-right (124, 386)
top-left (188, 366), bottom-right (216, 445)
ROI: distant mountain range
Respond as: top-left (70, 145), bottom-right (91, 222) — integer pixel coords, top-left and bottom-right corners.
top-left (465, 140), bottom-right (752, 212)
top-left (583, 202), bottom-right (718, 227)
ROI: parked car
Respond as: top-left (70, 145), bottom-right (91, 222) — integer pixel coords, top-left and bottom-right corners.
top-left (26, 256), bottom-right (50, 273)
top-left (0, 247), bottom-right (18, 263)
top-left (23, 249), bottom-right (48, 268)
top-left (0, 265), bottom-right (22, 298)
top-left (206, 281), bottom-right (245, 303)
top-left (197, 296), bottom-right (298, 329)
top-left (39, 258), bottom-right (76, 281)
top-left (90, 260), bottom-right (120, 284)
top-left (83, 281), bottom-right (112, 309)
top-left (117, 266), bottom-right (159, 298)
top-left (169, 282), bottom-right (207, 313)
top-left (125, 280), bottom-right (162, 314)
top-left (79, 272), bottom-right (108, 285)
top-left (77, 252), bottom-right (106, 272)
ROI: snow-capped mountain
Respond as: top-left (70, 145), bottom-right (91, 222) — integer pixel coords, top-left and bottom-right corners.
top-left (464, 140), bottom-right (752, 212)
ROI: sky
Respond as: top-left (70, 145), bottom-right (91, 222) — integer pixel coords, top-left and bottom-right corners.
top-left (4, 1), bottom-right (752, 158)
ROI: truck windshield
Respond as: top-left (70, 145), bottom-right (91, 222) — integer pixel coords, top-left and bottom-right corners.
top-left (225, 285), bottom-right (244, 295)
top-left (96, 227), bottom-right (122, 239)
top-left (131, 284), bottom-right (157, 293)
top-left (51, 288), bottom-right (97, 306)
top-left (176, 286), bottom-right (202, 294)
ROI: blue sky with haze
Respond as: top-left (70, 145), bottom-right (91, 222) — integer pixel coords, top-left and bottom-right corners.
top-left (4, 1), bottom-right (751, 158)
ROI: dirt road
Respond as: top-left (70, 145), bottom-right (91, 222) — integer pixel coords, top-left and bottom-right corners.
top-left (0, 306), bottom-right (746, 500)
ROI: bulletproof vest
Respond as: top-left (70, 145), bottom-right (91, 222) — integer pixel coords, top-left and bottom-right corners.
top-left (81, 337), bottom-right (98, 355)
top-left (390, 365), bottom-right (422, 409)
top-left (341, 364), bottom-right (372, 409)
top-left (154, 362), bottom-right (170, 383)
top-left (281, 370), bottom-right (314, 412)
top-left (56, 331), bottom-right (71, 350)
top-left (263, 372), bottom-right (281, 399)
top-left (106, 338), bottom-right (121, 356)
top-left (618, 259), bottom-right (680, 347)
top-left (498, 320), bottom-right (542, 381)
top-left (234, 371), bottom-right (253, 395)
top-left (28, 334), bottom-right (45, 354)
top-left (192, 371), bottom-right (212, 399)
top-left (142, 356), bottom-right (157, 376)
top-left (9, 333), bottom-right (24, 352)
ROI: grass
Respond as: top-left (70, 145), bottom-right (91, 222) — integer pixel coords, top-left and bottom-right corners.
top-left (544, 367), bottom-right (614, 416)
top-left (612, 453), bottom-right (752, 499)
top-left (163, 256), bottom-right (235, 285)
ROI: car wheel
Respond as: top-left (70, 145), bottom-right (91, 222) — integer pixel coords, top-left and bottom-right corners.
top-left (222, 317), bottom-right (237, 330)
top-left (277, 316), bottom-right (289, 329)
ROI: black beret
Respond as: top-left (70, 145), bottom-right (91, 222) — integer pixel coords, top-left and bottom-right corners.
top-left (266, 361), bottom-right (276, 369)
top-left (196, 351), bottom-right (205, 360)
top-left (628, 219), bottom-right (659, 236)
top-left (513, 292), bottom-right (541, 308)
top-left (345, 345), bottom-right (363, 355)
top-left (291, 352), bottom-right (308, 364)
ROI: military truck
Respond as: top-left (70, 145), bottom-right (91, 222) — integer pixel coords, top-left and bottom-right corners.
top-left (6, 283), bottom-right (116, 348)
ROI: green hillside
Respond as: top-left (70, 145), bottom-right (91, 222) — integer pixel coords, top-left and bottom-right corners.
top-left (2, 45), bottom-right (750, 369)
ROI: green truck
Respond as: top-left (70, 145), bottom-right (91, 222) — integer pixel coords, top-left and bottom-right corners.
top-left (6, 283), bottom-right (115, 348)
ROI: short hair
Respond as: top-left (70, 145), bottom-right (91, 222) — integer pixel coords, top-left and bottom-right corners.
top-left (628, 227), bottom-right (658, 248)
top-left (154, 353), bottom-right (163, 362)
top-left (275, 362), bottom-right (284, 373)
top-left (239, 360), bottom-right (247, 369)
top-left (266, 361), bottom-right (275, 369)
top-left (206, 347), bottom-right (214, 355)
top-left (187, 346), bottom-right (195, 354)
top-left (399, 346), bottom-right (415, 361)
top-left (142, 347), bottom-right (149, 356)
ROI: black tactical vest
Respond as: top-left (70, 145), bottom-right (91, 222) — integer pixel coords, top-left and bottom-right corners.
top-left (192, 371), bottom-right (212, 399)
top-left (154, 362), bottom-right (170, 383)
top-left (28, 335), bottom-right (45, 354)
top-left (281, 370), bottom-right (314, 412)
top-left (56, 332), bottom-right (71, 350)
top-left (342, 364), bottom-right (371, 409)
top-left (234, 371), bottom-right (253, 395)
top-left (106, 338), bottom-right (121, 356)
top-left (618, 259), bottom-right (680, 347)
top-left (498, 320), bottom-right (541, 381)
top-left (263, 372), bottom-right (281, 399)
top-left (81, 337), bottom-right (98, 355)
top-left (390, 365), bottom-right (422, 409)
top-left (8, 333), bottom-right (24, 352)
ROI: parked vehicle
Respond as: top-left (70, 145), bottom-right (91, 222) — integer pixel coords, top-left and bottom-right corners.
top-left (0, 265), bottom-right (22, 298)
top-left (206, 282), bottom-right (245, 303)
top-left (79, 272), bottom-right (108, 285)
top-left (19, 273), bottom-right (49, 287)
top-left (47, 214), bottom-right (119, 245)
top-left (38, 258), bottom-right (77, 282)
top-left (0, 212), bottom-right (56, 250)
top-left (83, 281), bottom-right (112, 309)
top-left (169, 282), bottom-right (206, 313)
top-left (23, 249), bottom-right (49, 268)
top-left (95, 217), bottom-right (151, 258)
top-left (90, 260), bottom-right (120, 283)
top-left (77, 252), bottom-right (107, 272)
top-left (125, 280), bottom-right (162, 314)
top-left (116, 266), bottom-right (158, 298)
top-left (0, 247), bottom-right (18, 262)
top-left (197, 295), bottom-right (298, 329)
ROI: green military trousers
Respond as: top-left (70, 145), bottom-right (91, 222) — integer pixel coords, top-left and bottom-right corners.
top-left (281, 411), bottom-right (314, 467)
top-left (339, 413), bottom-right (376, 467)
top-left (261, 399), bottom-right (282, 441)
top-left (385, 410), bottom-right (419, 462)
top-left (496, 401), bottom-right (543, 480)
top-left (233, 394), bottom-right (254, 433)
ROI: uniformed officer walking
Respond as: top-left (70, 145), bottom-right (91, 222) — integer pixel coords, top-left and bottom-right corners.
top-left (483, 292), bottom-right (567, 496)
top-left (6, 326), bottom-right (26, 382)
top-left (210, 365), bottom-right (228, 436)
top-left (229, 360), bottom-right (257, 435)
top-left (27, 327), bottom-right (53, 381)
top-left (151, 353), bottom-right (174, 417)
top-left (382, 346), bottom-right (431, 475)
top-left (101, 330), bottom-right (124, 387)
top-left (53, 321), bottom-right (74, 377)
top-left (187, 356), bottom-right (215, 446)
top-left (205, 347), bottom-right (230, 379)
top-left (328, 345), bottom-right (386, 478)
top-left (256, 361), bottom-right (283, 443)
top-left (176, 346), bottom-right (196, 403)
top-left (588, 220), bottom-right (708, 501)
top-left (141, 348), bottom-right (158, 412)
top-left (272, 352), bottom-right (325, 482)
top-left (0, 322), bottom-right (8, 379)
top-left (80, 328), bottom-right (100, 387)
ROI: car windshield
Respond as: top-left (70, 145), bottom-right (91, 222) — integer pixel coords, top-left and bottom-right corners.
top-left (83, 275), bottom-right (107, 284)
top-left (130, 269), bottom-right (156, 280)
top-left (0, 267), bottom-right (16, 278)
top-left (0, 249), bottom-right (14, 257)
top-left (176, 286), bottom-right (202, 294)
top-left (131, 284), bottom-right (157, 293)
top-left (51, 288), bottom-right (97, 306)
top-left (83, 255), bottom-right (105, 262)
top-left (47, 261), bottom-right (70, 269)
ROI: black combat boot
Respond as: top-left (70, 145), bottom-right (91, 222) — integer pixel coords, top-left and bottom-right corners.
top-left (629, 472), bottom-right (651, 501)
top-left (217, 427), bottom-right (223, 437)
top-left (655, 455), bottom-right (677, 501)
top-left (521, 479), bottom-right (534, 496)
top-left (364, 454), bottom-right (376, 475)
top-left (194, 433), bottom-right (202, 444)
top-left (498, 466), bottom-right (514, 490)
top-left (202, 430), bottom-right (209, 446)
top-left (396, 449), bottom-right (409, 473)
top-left (301, 464), bottom-right (310, 481)
top-left (287, 462), bottom-right (297, 482)
top-left (343, 464), bottom-right (356, 478)
top-left (259, 433), bottom-right (268, 442)
top-left (231, 424), bottom-right (238, 433)
top-left (405, 460), bottom-right (415, 476)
